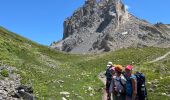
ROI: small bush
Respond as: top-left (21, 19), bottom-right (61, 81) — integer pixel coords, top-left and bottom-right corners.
top-left (0, 69), bottom-right (9, 77)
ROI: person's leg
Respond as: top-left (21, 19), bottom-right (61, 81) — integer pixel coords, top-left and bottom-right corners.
top-left (106, 80), bottom-right (111, 100)
top-left (126, 96), bottom-right (132, 100)
top-left (107, 94), bottom-right (111, 100)
top-left (121, 95), bottom-right (126, 100)
top-left (113, 94), bottom-right (117, 100)
top-left (117, 95), bottom-right (125, 100)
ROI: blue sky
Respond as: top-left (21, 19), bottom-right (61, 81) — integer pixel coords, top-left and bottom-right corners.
top-left (0, 0), bottom-right (170, 45)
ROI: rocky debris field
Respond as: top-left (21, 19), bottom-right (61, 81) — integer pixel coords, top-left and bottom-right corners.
top-left (0, 66), bottom-right (35, 100)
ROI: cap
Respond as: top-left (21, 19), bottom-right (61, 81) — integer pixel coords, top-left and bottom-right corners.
top-left (125, 65), bottom-right (133, 71)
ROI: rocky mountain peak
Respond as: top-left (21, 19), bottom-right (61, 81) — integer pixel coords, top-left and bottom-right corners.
top-left (51, 0), bottom-right (170, 54)
top-left (63, 0), bottom-right (127, 39)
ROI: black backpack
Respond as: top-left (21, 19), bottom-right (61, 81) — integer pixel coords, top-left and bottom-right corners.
top-left (135, 72), bottom-right (147, 100)
top-left (105, 67), bottom-right (112, 80)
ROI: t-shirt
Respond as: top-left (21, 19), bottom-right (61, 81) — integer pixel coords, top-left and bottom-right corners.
top-left (126, 74), bottom-right (136, 97)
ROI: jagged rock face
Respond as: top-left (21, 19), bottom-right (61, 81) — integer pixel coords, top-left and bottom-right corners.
top-left (154, 23), bottom-right (170, 35)
top-left (51, 0), bottom-right (170, 54)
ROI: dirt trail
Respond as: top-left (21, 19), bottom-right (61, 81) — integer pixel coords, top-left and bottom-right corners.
top-left (98, 72), bottom-right (107, 100)
top-left (149, 51), bottom-right (170, 63)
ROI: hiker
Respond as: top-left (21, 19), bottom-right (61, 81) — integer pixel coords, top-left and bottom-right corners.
top-left (105, 62), bottom-right (114, 100)
top-left (125, 65), bottom-right (137, 100)
top-left (109, 67), bottom-right (116, 94)
top-left (110, 65), bottom-right (126, 100)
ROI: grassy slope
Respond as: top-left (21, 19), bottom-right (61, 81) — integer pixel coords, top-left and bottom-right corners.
top-left (0, 26), bottom-right (170, 100)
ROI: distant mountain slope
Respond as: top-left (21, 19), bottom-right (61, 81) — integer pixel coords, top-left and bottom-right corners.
top-left (51, 0), bottom-right (170, 54)
top-left (0, 26), bottom-right (170, 99)
top-left (155, 23), bottom-right (170, 35)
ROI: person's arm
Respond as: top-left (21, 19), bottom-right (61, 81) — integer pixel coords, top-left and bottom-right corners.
top-left (105, 68), bottom-right (108, 76)
top-left (131, 78), bottom-right (137, 100)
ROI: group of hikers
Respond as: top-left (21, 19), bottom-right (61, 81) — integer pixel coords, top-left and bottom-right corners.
top-left (105, 62), bottom-right (147, 100)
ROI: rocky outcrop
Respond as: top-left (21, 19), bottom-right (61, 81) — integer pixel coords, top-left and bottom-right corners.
top-left (51, 0), bottom-right (170, 54)
top-left (0, 66), bottom-right (35, 100)
top-left (0, 66), bottom-right (21, 99)
top-left (154, 23), bottom-right (170, 35)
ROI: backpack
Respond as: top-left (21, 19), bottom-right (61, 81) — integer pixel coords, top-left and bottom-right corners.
top-left (117, 75), bottom-right (126, 95)
top-left (105, 67), bottom-right (112, 80)
top-left (109, 75), bottom-right (126, 95)
top-left (135, 72), bottom-right (147, 100)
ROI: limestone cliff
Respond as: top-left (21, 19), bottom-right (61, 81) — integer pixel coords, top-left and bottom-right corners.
top-left (51, 0), bottom-right (170, 54)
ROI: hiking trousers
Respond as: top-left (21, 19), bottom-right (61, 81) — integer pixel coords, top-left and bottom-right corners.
top-left (113, 94), bottom-right (126, 100)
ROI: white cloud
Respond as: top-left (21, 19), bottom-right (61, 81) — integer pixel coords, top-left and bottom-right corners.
top-left (125, 5), bottom-right (130, 10)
